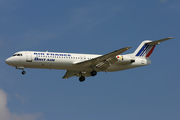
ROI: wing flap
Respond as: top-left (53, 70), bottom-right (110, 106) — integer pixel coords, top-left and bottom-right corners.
top-left (95, 57), bottom-right (118, 71)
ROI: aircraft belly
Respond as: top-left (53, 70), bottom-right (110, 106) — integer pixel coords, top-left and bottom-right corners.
top-left (105, 63), bottom-right (145, 72)
top-left (105, 64), bottom-right (124, 72)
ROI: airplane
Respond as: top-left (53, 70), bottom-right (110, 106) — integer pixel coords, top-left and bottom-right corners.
top-left (5, 37), bottom-right (173, 82)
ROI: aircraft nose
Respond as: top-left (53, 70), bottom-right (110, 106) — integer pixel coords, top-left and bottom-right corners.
top-left (5, 58), bottom-right (12, 65)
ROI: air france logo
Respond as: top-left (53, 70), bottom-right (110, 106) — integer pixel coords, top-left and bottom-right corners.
top-left (33, 52), bottom-right (72, 62)
top-left (34, 53), bottom-right (71, 56)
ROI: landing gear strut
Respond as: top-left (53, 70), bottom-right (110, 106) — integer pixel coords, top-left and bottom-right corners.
top-left (22, 70), bottom-right (26, 75)
top-left (79, 76), bottom-right (85, 82)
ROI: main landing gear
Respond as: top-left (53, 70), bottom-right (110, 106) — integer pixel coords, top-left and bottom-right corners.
top-left (79, 76), bottom-right (85, 82)
top-left (79, 70), bottom-right (97, 82)
top-left (91, 70), bottom-right (97, 76)
top-left (22, 70), bottom-right (26, 75)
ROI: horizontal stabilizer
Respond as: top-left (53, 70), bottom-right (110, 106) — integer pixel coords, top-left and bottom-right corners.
top-left (147, 37), bottom-right (173, 45)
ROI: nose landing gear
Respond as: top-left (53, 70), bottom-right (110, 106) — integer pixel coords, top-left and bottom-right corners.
top-left (16, 66), bottom-right (26, 75)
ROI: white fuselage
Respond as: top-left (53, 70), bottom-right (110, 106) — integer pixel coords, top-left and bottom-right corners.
top-left (5, 51), bottom-right (151, 72)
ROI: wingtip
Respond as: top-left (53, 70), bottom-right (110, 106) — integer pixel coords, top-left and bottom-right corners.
top-left (168, 37), bottom-right (174, 39)
top-left (127, 47), bottom-right (131, 49)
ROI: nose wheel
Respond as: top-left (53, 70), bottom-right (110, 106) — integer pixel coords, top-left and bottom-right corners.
top-left (22, 71), bottom-right (26, 75)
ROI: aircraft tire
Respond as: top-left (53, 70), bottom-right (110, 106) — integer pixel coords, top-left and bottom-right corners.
top-left (79, 76), bottom-right (85, 82)
top-left (91, 70), bottom-right (97, 76)
top-left (22, 71), bottom-right (26, 75)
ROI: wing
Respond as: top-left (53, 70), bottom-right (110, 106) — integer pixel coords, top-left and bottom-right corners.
top-left (62, 70), bottom-right (77, 79)
top-left (62, 47), bottom-right (131, 79)
top-left (75, 47), bottom-right (131, 71)
top-left (62, 70), bottom-right (92, 79)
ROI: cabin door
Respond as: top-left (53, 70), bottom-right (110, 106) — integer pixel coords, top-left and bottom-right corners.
top-left (26, 52), bottom-right (32, 62)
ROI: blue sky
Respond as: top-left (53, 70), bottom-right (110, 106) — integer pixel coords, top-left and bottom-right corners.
top-left (1, 0), bottom-right (180, 120)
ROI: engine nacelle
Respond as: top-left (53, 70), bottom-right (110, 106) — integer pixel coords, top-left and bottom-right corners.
top-left (116, 55), bottom-right (135, 63)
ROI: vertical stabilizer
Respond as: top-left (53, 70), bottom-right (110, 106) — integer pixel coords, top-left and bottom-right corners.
top-left (133, 40), bottom-right (155, 58)
top-left (133, 37), bottom-right (173, 58)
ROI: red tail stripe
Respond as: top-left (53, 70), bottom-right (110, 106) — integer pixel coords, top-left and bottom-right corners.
top-left (146, 46), bottom-right (155, 57)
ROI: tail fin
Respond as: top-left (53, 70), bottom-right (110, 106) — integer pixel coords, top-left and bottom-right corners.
top-left (133, 37), bottom-right (173, 58)
top-left (133, 41), bottom-right (156, 57)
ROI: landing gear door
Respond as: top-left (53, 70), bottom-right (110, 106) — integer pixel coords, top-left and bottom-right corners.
top-left (26, 52), bottom-right (32, 62)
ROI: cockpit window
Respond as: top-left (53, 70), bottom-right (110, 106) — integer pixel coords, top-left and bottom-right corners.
top-left (13, 54), bottom-right (22, 56)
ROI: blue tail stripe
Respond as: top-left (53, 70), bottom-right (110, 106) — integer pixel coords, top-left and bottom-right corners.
top-left (139, 44), bottom-right (149, 56)
top-left (136, 45), bottom-right (146, 56)
top-left (136, 44), bottom-right (150, 56)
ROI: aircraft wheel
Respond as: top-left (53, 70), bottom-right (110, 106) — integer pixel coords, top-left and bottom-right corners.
top-left (22, 71), bottom-right (26, 75)
top-left (79, 76), bottom-right (85, 82)
top-left (91, 70), bottom-right (97, 76)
